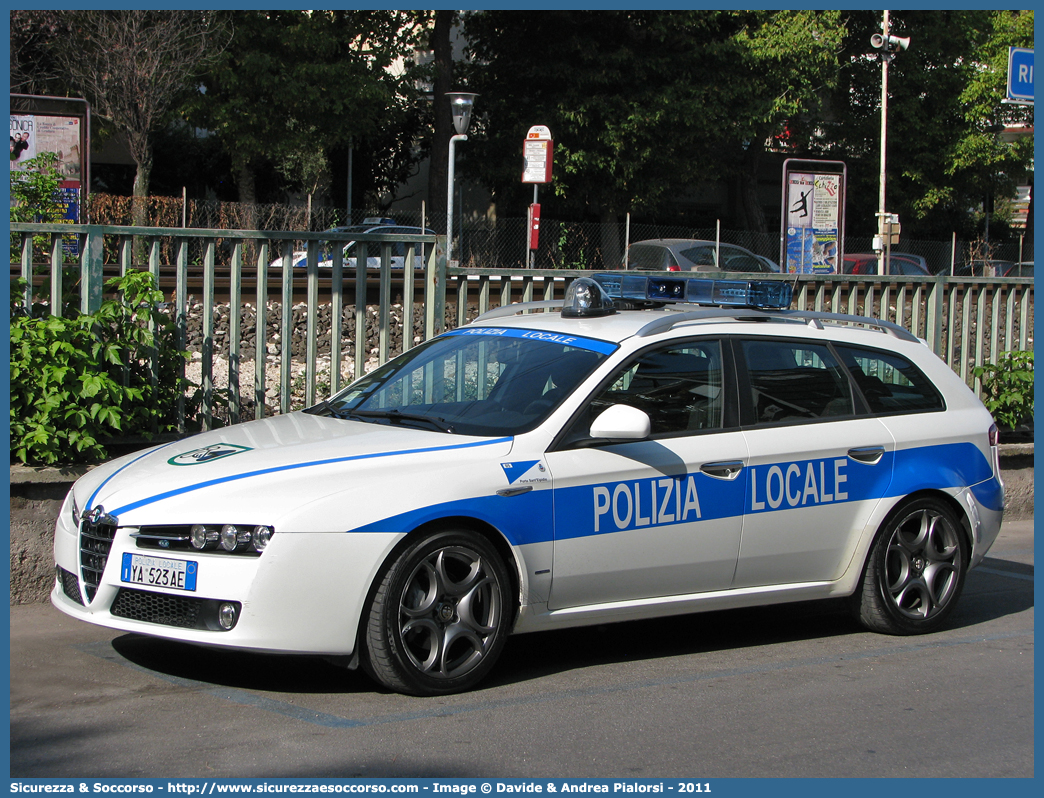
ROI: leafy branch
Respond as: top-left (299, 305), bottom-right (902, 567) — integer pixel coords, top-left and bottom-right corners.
top-left (10, 271), bottom-right (202, 465)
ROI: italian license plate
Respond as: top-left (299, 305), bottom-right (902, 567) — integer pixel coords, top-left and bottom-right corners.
top-left (121, 553), bottom-right (198, 591)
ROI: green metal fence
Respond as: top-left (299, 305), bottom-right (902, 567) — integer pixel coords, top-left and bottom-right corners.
top-left (11, 223), bottom-right (1034, 433)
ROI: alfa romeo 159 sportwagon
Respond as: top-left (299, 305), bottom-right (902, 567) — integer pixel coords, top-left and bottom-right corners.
top-left (52, 274), bottom-right (1004, 695)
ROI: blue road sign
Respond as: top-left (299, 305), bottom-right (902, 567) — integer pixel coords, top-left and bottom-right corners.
top-left (1007, 48), bottom-right (1034, 103)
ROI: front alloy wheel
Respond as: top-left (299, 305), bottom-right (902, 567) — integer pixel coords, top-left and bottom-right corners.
top-left (363, 530), bottom-right (511, 695)
top-left (856, 497), bottom-right (968, 635)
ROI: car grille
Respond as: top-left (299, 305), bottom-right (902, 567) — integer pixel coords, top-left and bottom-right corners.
top-left (58, 566), bottom-right (84, 605)
top-left (111, 588), bottom-right (203, 628)
top-left (80, 516), bottom-right (117, 603)
top-left (110, 588), bottom-right (240, 632)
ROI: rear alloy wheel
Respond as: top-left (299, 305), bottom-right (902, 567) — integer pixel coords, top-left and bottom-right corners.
top-left (856, 497), bottom-right (968, 635)
top-left (363, 530), bottom-right (511, 695)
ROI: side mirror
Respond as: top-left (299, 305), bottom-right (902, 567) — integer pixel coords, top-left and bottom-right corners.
top-left (589, 404), bottom-right (651, 441)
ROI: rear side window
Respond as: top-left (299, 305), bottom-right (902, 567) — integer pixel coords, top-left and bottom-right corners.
top-left (835, 345), bottom-right (944, 414)
top-left (678, 246), bottom-right (716, 267)
top-left (719, 250), bottom-right (768, 272)
top-left (740, 339), bottom-right (854, 424)
top-left (629, 245), bottom-right (668, 270)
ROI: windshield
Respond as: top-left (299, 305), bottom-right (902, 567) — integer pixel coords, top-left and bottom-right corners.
top-left (312, 328), bottom-right (616, 436)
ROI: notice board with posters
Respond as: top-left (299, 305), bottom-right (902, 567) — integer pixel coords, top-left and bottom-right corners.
top-left (780, 159), bottom-right (846, 275)
top-left (10, 96), bottom-right (90, 254)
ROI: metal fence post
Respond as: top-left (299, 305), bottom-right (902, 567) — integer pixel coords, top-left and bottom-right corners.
top-left (49, 233), bottom-right (64, 315)
top-left (924, 276), bottom-right (944, 356)
top-left (175, 237), bottom-right (190, 432)
top-left (80, 224), bottom-right (105, 314)
top-left (425, 236), bottom-right (447, 340)
top-left (19, 233), bottom-right (33, 313)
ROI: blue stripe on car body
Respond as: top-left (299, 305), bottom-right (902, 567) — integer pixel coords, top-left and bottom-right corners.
top-left (103, 437), bottom-right (514, 519)
top-left (346, 441), bottom-right (1000, 545)
top-left (86, 441), bottom-right (180, 513)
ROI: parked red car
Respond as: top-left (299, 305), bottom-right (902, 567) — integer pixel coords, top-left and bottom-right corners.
top-left (842, 253), bottom-right (930, 276)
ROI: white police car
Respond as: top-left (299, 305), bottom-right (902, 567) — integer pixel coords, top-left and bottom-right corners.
top-left (52, 274), bottom-right (1005, 695)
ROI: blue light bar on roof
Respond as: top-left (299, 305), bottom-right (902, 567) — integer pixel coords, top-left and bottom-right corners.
top-left (590, 273), bottom-right (793, 310)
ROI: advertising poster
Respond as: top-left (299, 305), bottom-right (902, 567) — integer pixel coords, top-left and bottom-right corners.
top-left (782, 163), bottom-right (845, 275)
top-left (11, 114), bottom-right (82, 179)
top-left (56, 185), bottom-right (82, 255)
top-left (10, 114), bottom-right (36, 168)
top-left (36, 115), bottom-right (83, 181)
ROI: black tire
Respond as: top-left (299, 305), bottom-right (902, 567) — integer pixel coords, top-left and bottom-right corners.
top-left (362, 530), bottom-right (512, 696)
top-left (854, 496), bottom-right (968, 635)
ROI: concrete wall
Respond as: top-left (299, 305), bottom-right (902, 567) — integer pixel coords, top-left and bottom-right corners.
top-left (9, 448), bottom-right (1033, 605)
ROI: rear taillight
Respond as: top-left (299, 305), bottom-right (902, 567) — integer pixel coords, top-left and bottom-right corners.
top-left (667, 264), bottom-right (680, 271)
top-left (988, 423), bottom-right (999, 446)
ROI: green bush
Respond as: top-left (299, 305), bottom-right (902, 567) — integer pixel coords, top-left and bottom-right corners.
top-left (10, 270), bottom-right (201, 465)
top-left (10, 151), bottom-right (68, 260)
top-left (973, 350), bottom-right (1034, 430)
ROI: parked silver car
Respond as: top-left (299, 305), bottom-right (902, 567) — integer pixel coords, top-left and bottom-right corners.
top-left (623, 239), bottom-right (779, 273)
top-left (271, 218), bottom-right (435, 269)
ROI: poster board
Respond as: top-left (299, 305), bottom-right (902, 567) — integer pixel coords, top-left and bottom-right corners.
top-left (780, 159), bottom-right (846, 275)
top-left (10, 96), bottom-right (90, 247)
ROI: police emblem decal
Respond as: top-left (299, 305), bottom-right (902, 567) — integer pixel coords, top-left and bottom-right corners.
top-left (168, 443), bottom-right (253, 466)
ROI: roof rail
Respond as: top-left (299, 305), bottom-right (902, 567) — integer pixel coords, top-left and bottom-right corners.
top-left (636, 308), bottom-right (919, 341)
top-left (471, 298), bottom-right (920, 345)
top-left (473, 300), bottom-right (564, 323)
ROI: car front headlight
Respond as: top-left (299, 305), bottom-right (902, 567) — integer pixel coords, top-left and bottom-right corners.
top-left (135, 524), bottom-right (275, 556)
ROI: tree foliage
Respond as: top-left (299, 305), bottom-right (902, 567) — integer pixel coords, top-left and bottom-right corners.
top-left (186, 10), bottom-right (431, 213)
top-left (47, 10), bottom-right (229, 212)
top-left (9, 151), bottom-right (68, 264)
top-left (8, 9), bottom-right (1033, 242)
top-left (9, 10), bottom-right (71, 97)
top-left (973, 350), bottom-right (1034, 431)
top-left (10, 271), bottom-right (200, 465)
top-left (9, 151), bottom-right (65, 224)
top-left (820, 10), bottom-right (1034, 238)
top-left (461, 10), bottom-right (844, 231)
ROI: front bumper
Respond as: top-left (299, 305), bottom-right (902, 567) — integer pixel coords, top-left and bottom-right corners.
top-left (52, 512), bottom-right (401, 656)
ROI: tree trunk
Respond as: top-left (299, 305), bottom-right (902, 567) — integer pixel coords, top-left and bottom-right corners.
top-left (734, 138), bottom-right (768, 234)
top-left (428, 10), bottom-right (455, 234)
top-left (127, 125), bottom-right (152, 229)
top-left (235, 159), bottom-right (259, 264)
top-left (131, 158), bottom-right (152, 229)
top-left (238, 164), bottom-right (258, 233)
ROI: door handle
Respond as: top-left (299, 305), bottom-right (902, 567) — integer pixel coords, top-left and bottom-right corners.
top-left (497, 486), bottom-right (533, 497)
top-left (700, 460), bottom-right (745, 480)
top-left (848, 446), bottom-right (886, 465)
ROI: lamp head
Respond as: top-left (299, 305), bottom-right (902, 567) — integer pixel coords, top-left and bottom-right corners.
top-left (447, 92), bottom-right (478, 135)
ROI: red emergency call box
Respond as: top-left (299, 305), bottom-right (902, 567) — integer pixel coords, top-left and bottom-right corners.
top-left (528, 203), bottom-right (541, 250)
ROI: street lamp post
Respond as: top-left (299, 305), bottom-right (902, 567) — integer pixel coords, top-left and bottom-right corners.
top-left (870, 11), bottom-right (910, 276)
top-left (446, 92), bottom-right (477, 267)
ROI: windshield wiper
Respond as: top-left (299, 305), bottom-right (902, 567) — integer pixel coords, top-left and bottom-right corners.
top-left (343, 408), bottom-right (456, 433)
top-left (305, 400), bottom-right (350, 419)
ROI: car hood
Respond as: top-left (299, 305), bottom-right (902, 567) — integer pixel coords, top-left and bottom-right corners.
top-left (75, 412), bottom-right (514, 527)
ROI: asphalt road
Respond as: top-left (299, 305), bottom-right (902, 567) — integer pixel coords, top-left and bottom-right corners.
top-left (10, 520), bottom-right (1033, 779)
